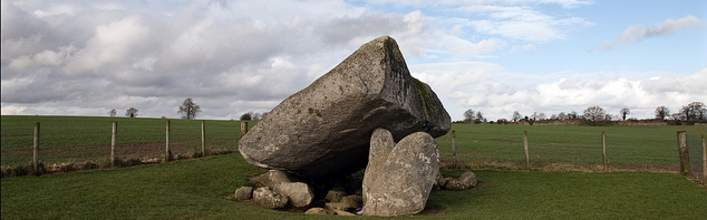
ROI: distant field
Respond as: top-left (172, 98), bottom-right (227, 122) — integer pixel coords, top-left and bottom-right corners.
top-left (2, 154), bottom-right (706, 219)
top-left (1, 116), bottom-right (247, 166)
top-left (2, 116), bottom-right (706, 170)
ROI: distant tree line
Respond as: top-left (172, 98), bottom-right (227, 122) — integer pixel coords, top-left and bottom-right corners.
top-left (460, 101), bottom-right (706, 125)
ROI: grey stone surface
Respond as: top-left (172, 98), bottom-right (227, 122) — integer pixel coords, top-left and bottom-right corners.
top-left (252, 187), bottom-right (288, 209)
top-left (325, 194), bottom-right (362, 211)
top-left (234, 186), bottom-right (253, 201)
top-left (249, 170), bottom-right (293, 188)
top-left (238, 36), bottom-right (451, 178)
top-left (362, 128), bottom-right (440, 217)
top-left (332, 209), bottom-right (356, 216)
top-left (441, 171), bottom-right (478, 190)
top-left (273, 182), bottom-right (314, 208)
top-left (305, 207), bottom-right (333, 215)
top-left (325, 190), bottom-right (346, 202)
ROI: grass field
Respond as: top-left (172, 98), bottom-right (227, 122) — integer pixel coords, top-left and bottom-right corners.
top-left (2, 116), bottom-right (705, 171)
top-left (2, 154), bottom-right (706, 219)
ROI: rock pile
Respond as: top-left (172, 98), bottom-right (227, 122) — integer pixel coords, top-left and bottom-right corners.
top-left (233, 36), bottom-right (471, 217)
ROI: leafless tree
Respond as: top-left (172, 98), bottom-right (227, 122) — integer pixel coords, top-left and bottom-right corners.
top-left (108, 109), bottom-right (117, 117)
top-left (583, 106), bottom-right (606, 121)
top-left (125, 107), bottom-right (138, 118)
top-left (178, 98), bottom-right (201, 120)
top-left (619, 108), bottom-right (630, 121)
top-left (463, 109), bottom-right (475, 123)
top-left (240, 112), bottom-right (253, 121)
top-left (512, 111), bottom-right (522, 122)
top-left (681, 102), bottom-right (706, 121)
top-left (475, 111), bottom-right (486, 123)
top-left (654, 106), bottom-right (669, 120)
top-left (568, 111), bottom-right (578, 119)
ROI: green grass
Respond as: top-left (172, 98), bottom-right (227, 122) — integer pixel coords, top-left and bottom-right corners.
top-left (435, 124), bottom-right (706, 167)
top-left (1, 115), bottom-right (247, 165)
top-left (2, 154), bottom-right (706, 219)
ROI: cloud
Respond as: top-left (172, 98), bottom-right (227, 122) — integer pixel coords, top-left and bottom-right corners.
top-left (1, 0), bottom-right (505, 119)
top-left (2, 0), bottom-right (702, 122)
top-left (409, 61), bottom-right (706, 120)
top-left (366, 0), bottom-right (592, 43)
top-left (599, 16), bottom-right (702, 50)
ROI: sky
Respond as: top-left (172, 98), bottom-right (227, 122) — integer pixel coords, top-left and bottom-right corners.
top-left (1, 0), bottom-right (706, 121)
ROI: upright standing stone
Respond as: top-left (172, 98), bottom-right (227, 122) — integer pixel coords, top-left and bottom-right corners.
top-left (238, 36), bottom-right (450, 178)
top-left (362, 128), bottom-right (440, 217)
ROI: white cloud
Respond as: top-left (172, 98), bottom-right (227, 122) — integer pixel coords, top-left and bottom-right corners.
top-left (1, 0), bottom-right (703, 122)
top-left (0, 104), bottom-right (27, 115)
top-left (600, 15), bottom-right (703, 50)
top-left (65, 16), bottom-right (150, 73)
top-left (410, 61), bottom-right (706, 120)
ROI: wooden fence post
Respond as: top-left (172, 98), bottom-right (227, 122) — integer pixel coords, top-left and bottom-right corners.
top-left (165, 120), bottom-right (172, 162)
top-left (451, 130), bottom-right (457, 161)
top-left (32, 122), bottom-right (40, 175)
top-left (702, 135), bottom-right (706, 184)
top-left (676, 130), bottom-right (689, 176)
top-left (111, 121), bottom-right (117, 167)
top-left (523, 130), bottom-right (530, 170)
top-left (240, 121), bottom-right (249, 137)
top-left (201, 120), bottom-right (206, 157)
top-left (602, 131), bottom-right (608, 172)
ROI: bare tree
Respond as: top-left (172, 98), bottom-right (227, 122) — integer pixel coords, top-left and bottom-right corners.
top-left (125, 107), bottom-right (138, 118)
top-left (583, 106), bottom-right (606, 121)
top-left (619, 108), bottom-right (630, 121)
top-left (463, 109), bottom-right (475, 123)
top-left (240, 112), bottom-right (253, 121)
top-left (568, 111), bottom-right (578, 119)
top-left (655, 106), bottom-right (669, 120)
top-left (512, 111), bottom-right (522, 122)
top-left (475, 111), bottom-right (486, 123)
top-left (681, 102), bottom-right (706, 121)
top-left (557, 112), bottom-right (568, 120)
top-left (108, 109), bottom-right (117, 117)
top-left (178, 98), bottom-right (201, 120)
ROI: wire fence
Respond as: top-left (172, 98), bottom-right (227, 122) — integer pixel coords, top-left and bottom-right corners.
top-left (1, 116), bottom-right (249, 176)
top-left (436, 124), bottom-right (707, 183)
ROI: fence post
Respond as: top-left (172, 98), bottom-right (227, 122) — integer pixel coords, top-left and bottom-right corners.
top-left (676, 130), bottom-right (689, 176)
top-left (702, 135), bottom-right (706, 185)
top-left (602, 131), bottom-right (608, 172)
top-left (201, 120), bottom-right (206, 157)
top-left (165, 120), bottom-right (172, 162)
top-left (523, 130), bottom-right (530, 170)
top-left (32, 122), bottom-right (40, 175)
top-left (451, 130), bottom-right (457, 161)
top-left (240, 121), bottom-right (249, 137)
top-left (111, 121), bottom-right (117, 167)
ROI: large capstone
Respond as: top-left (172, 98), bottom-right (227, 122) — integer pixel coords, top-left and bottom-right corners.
top-left (238, 36), bottom-right (451, 178)
top-left (362, 128), bottom-right (440, 217)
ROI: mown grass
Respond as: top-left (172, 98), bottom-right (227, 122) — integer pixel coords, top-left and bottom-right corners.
top-left (2, 154), bottom-right (706, 219)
